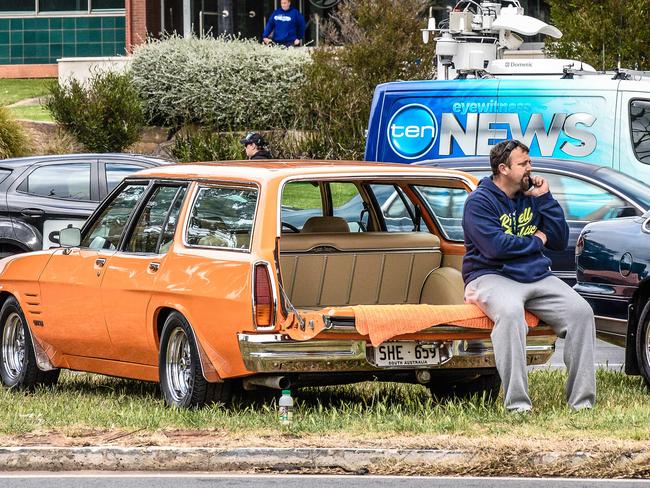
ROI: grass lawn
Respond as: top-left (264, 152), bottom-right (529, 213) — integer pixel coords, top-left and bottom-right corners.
top-left (7, 105), bottom-right (53, 122)
top-left (1, 368), bottom-right (648, 443)
top-left (0, 78), bottom-right (54, 107)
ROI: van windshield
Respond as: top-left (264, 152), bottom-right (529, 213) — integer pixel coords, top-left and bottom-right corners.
top-left (594, 167), bottom-right (650, 209)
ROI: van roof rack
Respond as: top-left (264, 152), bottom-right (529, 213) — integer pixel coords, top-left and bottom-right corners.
top-left (612, 68), bottom-right (650, 80)
top-left (561, 66), bottom-right (604, 79)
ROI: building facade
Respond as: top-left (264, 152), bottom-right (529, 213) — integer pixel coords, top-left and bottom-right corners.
top-left (0, 0), bottom-right (550, 78)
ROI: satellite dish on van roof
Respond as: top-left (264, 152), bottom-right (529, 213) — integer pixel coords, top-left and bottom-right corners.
top-left (492, 11), bottom-right (562, 38)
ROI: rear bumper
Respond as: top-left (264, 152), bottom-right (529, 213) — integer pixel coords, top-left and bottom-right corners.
top-left (238, 328), bottom-right (556, 373)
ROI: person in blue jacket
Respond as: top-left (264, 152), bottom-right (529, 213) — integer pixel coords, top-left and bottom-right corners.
top-left (263, 0), bottom-right (306, 47)
top-left (462, 139), bottom-right (596, 413)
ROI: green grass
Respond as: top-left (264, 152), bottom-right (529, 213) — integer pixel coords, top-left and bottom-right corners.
top-left (282, 181), bottom-right (358, 210)
top-left (7, 105), bottom-right (53, 122)
top-left (0, 78), bottom-right (54, 107)
top-left (1, 368), bottom-right (648, 442)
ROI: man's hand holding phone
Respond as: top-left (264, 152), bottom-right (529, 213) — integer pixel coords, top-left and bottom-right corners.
top-left (524, 174), bottom-right (549, 197)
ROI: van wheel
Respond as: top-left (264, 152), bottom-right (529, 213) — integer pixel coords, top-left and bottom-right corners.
top-left (635, 300), bottom-right (650, 388)
top-left (428, 372), bottom-right (501, 402)
top-left (159, 312), bottom-right (231, 408)
top-left (0, 297), bottom-right (60, 390)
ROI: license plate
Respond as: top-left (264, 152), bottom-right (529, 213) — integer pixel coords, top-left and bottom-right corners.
top-left (373, 342), bottom-right (446, 367)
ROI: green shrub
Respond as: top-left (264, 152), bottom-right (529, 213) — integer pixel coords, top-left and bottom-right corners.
top-left (295, 0), bottom-right (434, 160)
top-left (0, 108), bottom-right (30, 158)
top-left (131, 36), bottom-right (310, 131)
top-left (167, 129), bottom-right (246, 162)
top-left (46, 70), bottom-right (144, 153)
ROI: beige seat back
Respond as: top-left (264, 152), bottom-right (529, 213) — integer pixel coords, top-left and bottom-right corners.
top-left (280, 232), bottom-right (442, 308)
top-left (301, 216), bottom-right (350, 233)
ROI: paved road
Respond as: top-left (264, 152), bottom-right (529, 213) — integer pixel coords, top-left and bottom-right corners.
top-left (1, 474), bottom-right (649, 488)
top-left (534, 338), bottom-right (624, 370)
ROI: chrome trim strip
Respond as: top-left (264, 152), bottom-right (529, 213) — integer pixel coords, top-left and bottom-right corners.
top-left (594, 315), bottom-right (627, 323)
top-left (251, 261), bottom-right (278, 332)
top-left (643, 216), bottom-right (650, 234)
top-left (579, 292), bottom-right (630, 302)
top-left (238, 333), bottom-right (555, 373)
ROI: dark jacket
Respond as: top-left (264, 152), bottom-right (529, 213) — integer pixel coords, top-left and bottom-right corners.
top-left (462, 176), bottom-right (569, 285)
top-left (262, 7), bottom-right (306, 45)
top-left (250, 149), bottom-right (272, 160)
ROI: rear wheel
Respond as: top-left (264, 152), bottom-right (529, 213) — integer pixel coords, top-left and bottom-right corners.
top-left (0, 297), bottom-right (60, 390)
top-left (428, 372), bottom-right (501, 402)
top-left (159, 312), bottom-right (231, 408)
top-left (635, 300), bottom-right (650, 388)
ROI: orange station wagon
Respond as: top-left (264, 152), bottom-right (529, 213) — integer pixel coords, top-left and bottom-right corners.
top-left (0, 161), bottom-right (556, 407)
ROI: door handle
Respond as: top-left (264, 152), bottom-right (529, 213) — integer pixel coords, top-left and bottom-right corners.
top-left (20, 208), bottom-right (45, 218)
top-left (95, 258), bottom-right (106, 267)
top-left (149, 262), bottom-right (160, 272)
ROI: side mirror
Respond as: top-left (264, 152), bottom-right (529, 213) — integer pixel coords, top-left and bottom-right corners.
top-left (59, 227), bottom-right (81, 247)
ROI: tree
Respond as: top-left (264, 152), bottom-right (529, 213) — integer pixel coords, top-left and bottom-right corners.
top-left (545, 0), bottom-right (650, 71)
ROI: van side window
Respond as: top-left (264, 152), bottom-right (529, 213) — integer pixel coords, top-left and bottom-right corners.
top-left (630, 99), bottom-right (650, 164)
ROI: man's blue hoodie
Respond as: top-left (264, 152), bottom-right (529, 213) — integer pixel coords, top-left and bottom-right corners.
top-left (462, 176), bottom-right (569, 285)
top-left (263, 7), bottom-right (306, 45)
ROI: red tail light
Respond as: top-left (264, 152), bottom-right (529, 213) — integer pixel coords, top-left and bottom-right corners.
top-left (254, 263), bottom-right (274, 328)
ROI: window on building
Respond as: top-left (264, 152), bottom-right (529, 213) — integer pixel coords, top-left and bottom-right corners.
top-left (92, 0), bottom-right (124, 9)
top-left (40, 0), bottom-right (87, 11)
top-left (0, 0), bottom-right (35, 12)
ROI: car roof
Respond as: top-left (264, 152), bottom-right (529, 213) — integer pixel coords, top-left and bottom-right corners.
top-left (0, 153), bottom-right (170, 170)
top-left (132, 160), bottom-right (476, 183)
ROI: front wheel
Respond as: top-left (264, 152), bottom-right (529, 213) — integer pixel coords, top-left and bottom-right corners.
top-left (0, 297), bottom-right (60, 390)
top-left (159, 312), bottom-right (231, 408)
top-left (635, 300), bottom-right (650, 388)
top-left (428, 371), bottom-right (501, 402)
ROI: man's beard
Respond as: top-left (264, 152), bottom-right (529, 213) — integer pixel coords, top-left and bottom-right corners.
top-left (520, 173), bottom-right (531, 192)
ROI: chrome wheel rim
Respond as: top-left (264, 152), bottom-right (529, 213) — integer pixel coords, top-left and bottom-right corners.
top-left (165, 327), bottom-right (193, 403)
top-left (645, 319), bottom-right (650, 369)
top-left (2, 312), bottom-right (26, 383)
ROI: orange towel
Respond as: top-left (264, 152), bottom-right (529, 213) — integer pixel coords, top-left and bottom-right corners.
top-left (352, 304), bottom-right (539, 346)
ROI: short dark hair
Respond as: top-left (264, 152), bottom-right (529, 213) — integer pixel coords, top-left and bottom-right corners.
top-left (489, 140), bottom-right (529, 175)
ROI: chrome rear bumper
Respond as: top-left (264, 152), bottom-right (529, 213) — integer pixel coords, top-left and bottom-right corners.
top-left (238, 330), bottom-right (556, 373)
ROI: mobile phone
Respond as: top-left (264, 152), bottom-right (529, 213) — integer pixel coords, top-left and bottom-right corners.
top-left (526, 174), bottom-right (535, 191)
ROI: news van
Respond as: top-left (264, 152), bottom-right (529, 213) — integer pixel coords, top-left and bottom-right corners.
top-left (364, 1), bottom-right (650, 182)
top-left (364, 75), bottom-right (650, 181)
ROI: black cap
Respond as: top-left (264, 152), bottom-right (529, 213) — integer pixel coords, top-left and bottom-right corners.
top-left (240, 132), bottom-right (266, 147)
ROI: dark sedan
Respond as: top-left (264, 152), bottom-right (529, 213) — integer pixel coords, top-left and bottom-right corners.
top-left (416, 158), bottom-right (650, 285)
top-left (0, 153), bottom-right (169, 257)
top-left (574, 212), bottom-right (650, 386)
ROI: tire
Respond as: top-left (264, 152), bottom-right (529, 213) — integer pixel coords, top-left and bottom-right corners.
top-left (635, 300), bottom-right (650, 388)
top-left (159, 312), bottom-right (231, 408)
top-left (428, 372), bottom-right (501, 402)
top-left (0, 297), bottom-right (60, 390)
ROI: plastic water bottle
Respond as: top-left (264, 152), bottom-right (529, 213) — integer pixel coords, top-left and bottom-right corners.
top-left (278, 389), bottom-right (294, 426)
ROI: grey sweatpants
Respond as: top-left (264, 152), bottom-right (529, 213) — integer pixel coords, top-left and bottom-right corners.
top-left (465, 274), bottom-right (596, 411)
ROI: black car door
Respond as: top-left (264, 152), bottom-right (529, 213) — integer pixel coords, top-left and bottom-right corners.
top-left (5, 159), bottom-right (100, 250)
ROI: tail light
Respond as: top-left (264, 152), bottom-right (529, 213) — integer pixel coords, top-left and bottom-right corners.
top-left (253, 263), bottom-right (275, 328)
top-left (575, 233), bottom-right (585, 257)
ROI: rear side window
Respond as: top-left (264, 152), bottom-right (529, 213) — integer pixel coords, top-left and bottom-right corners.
top-left (414, 185), bottom-right (469, 241)
top-left (369, 184), bottom-right (417, 232)
top-left (186, 185), bottom-right (257, 250)
top-left (630, 99), bottom-right (650, 164)
top-left (18, 163), bottom-right (91, 200)
top-left (106, 163), bottom-right (145, 193)
top-left (281, 181), bottom-right (323, 231)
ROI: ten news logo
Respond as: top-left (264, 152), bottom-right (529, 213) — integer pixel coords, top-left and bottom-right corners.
top-left (387, 104), bottom-right (438, 159)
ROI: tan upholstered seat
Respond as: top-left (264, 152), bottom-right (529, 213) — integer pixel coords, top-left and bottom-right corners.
top-left (301, 216), bottom-right (350, 233)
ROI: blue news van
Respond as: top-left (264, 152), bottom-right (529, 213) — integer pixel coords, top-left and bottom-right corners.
top-left (364, 77), bottom-right (650, 182)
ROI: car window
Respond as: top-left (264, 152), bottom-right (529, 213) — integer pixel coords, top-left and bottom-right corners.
top-left (0, 168), bottom-right (12, 184)
top-left (81, 184), bottom-right (148, 250)
top-left (186, 185), bottom-right (257, 250)
top-left (281, 181), bottom-right (323, 231)
top-left (543, 173), bottom-right (628, 221)
top-left (106, 163), bottom-right (146, 193)
top-left (18, 163), bottom-right (91, 201)
top-left (159, 187), bottom-right (187, 253)
top-left (630, 99), bottom-right (650, 165)
top-left (414, 185), bottom-right (469, 241)
top-left (331, 182), bottom-right (365, 231)
top-left (369, 184), bottom-right (417, 232)
top-left (127, 186), bottom-right (186, 254)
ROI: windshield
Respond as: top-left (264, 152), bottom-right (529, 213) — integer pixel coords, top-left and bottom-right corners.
top-left (594, 167), bottom-right (650, 209)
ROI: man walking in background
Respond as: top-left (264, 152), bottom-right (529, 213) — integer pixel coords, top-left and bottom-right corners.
top-left (263, 0), bottom-right (306, 47)
top-left (240, 132), bottom-right (273, 160)
top-left (462, 139), bottom-right (596, 413)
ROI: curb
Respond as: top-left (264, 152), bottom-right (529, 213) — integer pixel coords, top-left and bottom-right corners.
top-left (0, 446), bottom-right (643, 475)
